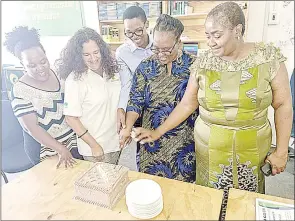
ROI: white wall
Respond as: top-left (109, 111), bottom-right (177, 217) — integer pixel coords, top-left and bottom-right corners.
top-left (246, 1), bottom-right (268, 42)
top-left (247, 1), bottom-right (294, 77)
top-left (266, 1), bottom-right (294, 146)
top-left (1, 1), bottom-right (22, 66)
top-left (1, 1), bottom-right (99, 66)
top-left (263, 1), bottom-right (294, 77)
top-left (246, 1), bottom-right (294, 146)
top-left (81, 1), bottom-right (99, 32)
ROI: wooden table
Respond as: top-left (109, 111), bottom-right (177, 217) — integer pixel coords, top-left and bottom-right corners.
top-left (225, 188), bottom-right (294, 220)
top-left (2, 157), bottom-right (223, 220)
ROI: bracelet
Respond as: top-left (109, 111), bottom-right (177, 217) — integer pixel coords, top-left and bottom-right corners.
top-left (78, 130), bottom-right (88, 139)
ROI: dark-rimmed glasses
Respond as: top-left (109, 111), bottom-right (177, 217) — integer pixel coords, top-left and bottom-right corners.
top-left (151, 41), bottom-right (178, 56)
top-left (124, 25), bottom-right (145, 38)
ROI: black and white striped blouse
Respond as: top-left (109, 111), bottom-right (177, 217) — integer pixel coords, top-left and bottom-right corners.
top-left (10, 71), bottom-right (77, 161)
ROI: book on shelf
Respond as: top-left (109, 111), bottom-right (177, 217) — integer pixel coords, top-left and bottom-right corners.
top-left (98, 2), bottom-right (161, 21)
top-left (101, 25), bottom-right (119, 43)
top-left (183, 43), bottom-right (198, 55)
top-left (168, 1), bottom-right (189, 16)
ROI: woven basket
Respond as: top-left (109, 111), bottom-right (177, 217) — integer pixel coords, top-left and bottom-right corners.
top-left (74, 162), bottom-right (129, 209)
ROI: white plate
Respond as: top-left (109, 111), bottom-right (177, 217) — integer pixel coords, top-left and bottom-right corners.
top-left (128, 203), bottom-right (163, 219)
top-left (127, 207), bottom-right (163, 217)
top-left (127, 201), bottom-right (163, 214)
top-left (125, 179), bottom-right (162, 205)
top-left (126, 195), bottom-right (163, 208)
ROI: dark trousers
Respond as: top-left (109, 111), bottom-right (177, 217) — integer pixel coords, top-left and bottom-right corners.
top-left (23, 131), bottom-right (41, 166)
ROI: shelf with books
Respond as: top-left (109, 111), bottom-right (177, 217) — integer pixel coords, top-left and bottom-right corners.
top-left (99, 19), bottom-right (123, 24)
top-left (182, 39), bottom-right (207, 44)
top-left (182, 39), bottom-right (208, 50)
top-left (97, 1), bottom-right (161, 22)
top-left (164, 1), bottom-right (248, 49)
top-left (97, 1), bottom-right (162, 46)
top-left (98, 1), bottom-right (248, 51)
top-left (100, 17), bottom-right (158, 24)
top-left (167, 1), bottom-right (247, 16)
top-left (172, 13), bottom-right (208, 20)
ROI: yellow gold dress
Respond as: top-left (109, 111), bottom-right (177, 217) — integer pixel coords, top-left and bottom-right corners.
top-left (192, 42), bottom-right (286, 219)
top-left (192, 42), bottom-right (286, 192)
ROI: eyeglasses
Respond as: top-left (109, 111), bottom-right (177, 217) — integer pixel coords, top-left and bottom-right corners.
top-left (124, 26), bottom-right (145, 38)
top-left (151, 41), bottom-right (178, 56)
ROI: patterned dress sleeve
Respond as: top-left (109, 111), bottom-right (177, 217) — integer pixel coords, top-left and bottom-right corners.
top-left (189, 57), bottom-right (200, 82)
top-left (10, 84), bottom-right (36, 118)
top-left (267, 44), bottom-right (287, 81)
top-left (126, 62), bottom-right (146, 116)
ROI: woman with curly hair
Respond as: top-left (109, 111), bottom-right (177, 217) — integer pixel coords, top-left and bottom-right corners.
top-left (4, 26), bottom-right (82, 168)
top-left (55, 27), bottom-right (129, 165)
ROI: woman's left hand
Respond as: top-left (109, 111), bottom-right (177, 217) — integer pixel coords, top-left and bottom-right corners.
top-left (265, 150), bottom-right (288, 175)
top-left (133, 127), bottom-right (162, 144)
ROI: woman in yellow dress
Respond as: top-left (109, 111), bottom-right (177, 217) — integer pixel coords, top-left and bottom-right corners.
top-left (131, 2), bottom-right (293, 216)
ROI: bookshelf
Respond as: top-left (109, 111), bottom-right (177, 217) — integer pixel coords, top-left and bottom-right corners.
top-left (99, 19), bottom-right (124, 24)
top-left (97, 1), bottom-right (161, 50)
top-left (96, 1), bottom-right (249, 51)
top-left (173, 13), bottom-right (208, 20)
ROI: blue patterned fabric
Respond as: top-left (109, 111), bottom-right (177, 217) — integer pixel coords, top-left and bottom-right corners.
top-left (127, 51), bottom-right (199, 183)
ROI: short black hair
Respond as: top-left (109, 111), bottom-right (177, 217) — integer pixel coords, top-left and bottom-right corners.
top-left (207, 2), bottom-right (246, 36)
top-left (123, 6), bottom-right (147, 23)
top-left (4, 26), bottom-right (45, 60)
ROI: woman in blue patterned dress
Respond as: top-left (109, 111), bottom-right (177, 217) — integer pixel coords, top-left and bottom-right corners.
top-left (119, 15), bottom-right (199, 183)
top-left (4, 26), bottom-right (82, 168)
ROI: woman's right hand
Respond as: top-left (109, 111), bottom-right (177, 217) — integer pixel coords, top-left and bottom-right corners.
top-left (91, 144), bottom-right (105, 161)
top-left (56, 147), bottom-right (76, 169)
top-left (117, 108), bottom-right (126, 134)
top-left (119, 127), bottom-right (132, 148)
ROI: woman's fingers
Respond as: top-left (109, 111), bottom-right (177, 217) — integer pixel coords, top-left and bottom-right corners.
top-left (71, 158), bottom-right (77, 164)
top-left (56, 159), bottom-right (62, 169)
top-left (64, 160), bottom-right (68, 169)
top-left (140, 137), bottom-right (153, 144)
top-left (134, 128), bottom-right (150, 140)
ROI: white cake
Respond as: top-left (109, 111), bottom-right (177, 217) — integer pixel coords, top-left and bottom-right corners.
top-left (74, 162), bottom-right (129, 209)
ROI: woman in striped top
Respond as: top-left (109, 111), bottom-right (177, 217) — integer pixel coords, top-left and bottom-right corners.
top-left (4, 26), bottom-right (82, 168)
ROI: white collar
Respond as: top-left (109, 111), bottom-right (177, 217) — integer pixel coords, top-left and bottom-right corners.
top-left (128, 34), bottom-right (153, 53)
